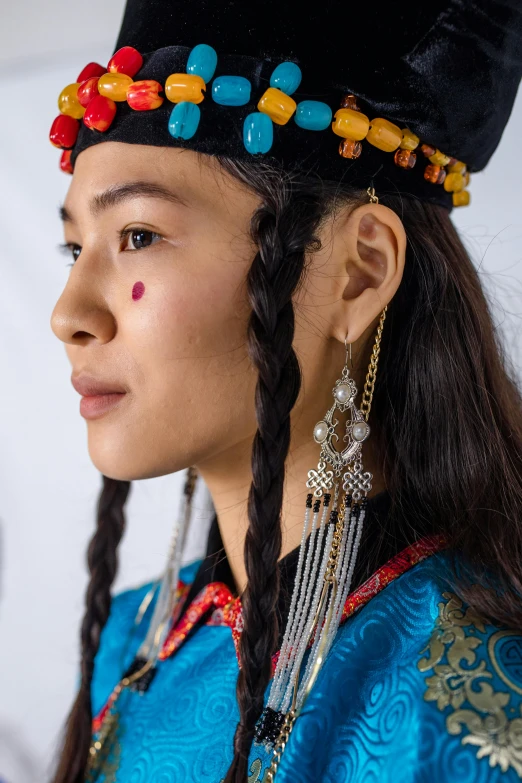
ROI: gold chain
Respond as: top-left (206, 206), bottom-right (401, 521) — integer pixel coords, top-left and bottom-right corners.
top-left (360, 306), bottom-right (387, 422)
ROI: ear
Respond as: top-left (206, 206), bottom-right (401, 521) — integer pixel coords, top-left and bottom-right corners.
top-left (328, 202), bottom-right (406, 345)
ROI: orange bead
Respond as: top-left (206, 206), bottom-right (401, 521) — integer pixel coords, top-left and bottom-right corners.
top-left (424, 164), bottom-right (446, 185)
top-left (428, 149), bottom-right (451, 166)
top-left (340, 94), bottom-right (360, 111)
top-left (366, 118), bottom-right (402, 152)
top-left (127, 80), bottom-right (164, 110)
top-left (453, 190), bottom-right (470, 207)
top-left (400, 128), bottom-right (419, 150)
top-left (165, 74), bottom-right (206, 104)
top-left (394, 149), bottom-right (416, 169)
top-left (443, 172), bottom-right (465, 192)
top-left (60, 150), bottom-right (73, 174)
top-left (339, 139), bottom-right (362, 159)
top-left (83, 95), bottom-right (117, 131)
top-left (108, 46), bottom-right (143, 78)
top-left (332, 108), bottom-right (369, 141)
top-left (98, 72), bottom-right (133, 102)
top-left (420, 143), bottom-right (436, 158)
top-left (257, 87), bottom-right (296, 125)
top-left (58, 83), bottom-right (85, 120)
top-left (448, 160), bottom-right (467, 175)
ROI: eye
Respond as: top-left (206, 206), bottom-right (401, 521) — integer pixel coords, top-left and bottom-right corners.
top-left (121, 228), bottom-right (163, 251)
top-left (59, 243), bottom-right (82, 266)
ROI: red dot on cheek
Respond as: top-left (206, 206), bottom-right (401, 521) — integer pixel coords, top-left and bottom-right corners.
top-left (132, 281), bottom-right (145, 301)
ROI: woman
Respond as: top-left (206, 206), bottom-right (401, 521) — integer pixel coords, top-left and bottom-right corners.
top-left (48, 0), bottom-right (522, 781)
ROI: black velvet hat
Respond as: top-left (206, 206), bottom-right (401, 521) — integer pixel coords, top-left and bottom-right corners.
top-left (50, 0), bottom-right (522, 210)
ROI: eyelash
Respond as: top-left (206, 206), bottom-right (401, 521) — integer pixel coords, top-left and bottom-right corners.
top-left (58, 227), bottom-right (164, 267)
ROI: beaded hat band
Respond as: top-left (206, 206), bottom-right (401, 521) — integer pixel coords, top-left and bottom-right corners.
top-left (50, 43), bottom-right (472, 208)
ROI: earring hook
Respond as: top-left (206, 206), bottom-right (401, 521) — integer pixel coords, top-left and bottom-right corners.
top-left (344, 334), bottom-right (352, 369)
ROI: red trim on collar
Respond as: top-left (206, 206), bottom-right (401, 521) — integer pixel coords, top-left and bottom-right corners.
top-left (159, 533), bottom-right (447, 666)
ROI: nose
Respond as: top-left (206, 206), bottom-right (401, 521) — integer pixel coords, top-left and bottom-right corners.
top-left (50, 263), bottom-right (117, 347)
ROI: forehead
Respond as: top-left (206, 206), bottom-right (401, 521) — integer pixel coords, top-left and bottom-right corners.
top-left (64, 142), bottom-right (257, 217)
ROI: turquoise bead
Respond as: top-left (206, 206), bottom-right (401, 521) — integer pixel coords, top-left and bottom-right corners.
top-left (295, 100), bottom-right (332, 131)
top-left (243, 112), bottom-right (273, 154)
top-left (270, 62), bottom-right (302, 95)
top-left (168, 102), bottom-right (201, 139)
top-left (186, 44), bottom-right (218, 83)
top-left (212, 75), bottom-right (251, 106)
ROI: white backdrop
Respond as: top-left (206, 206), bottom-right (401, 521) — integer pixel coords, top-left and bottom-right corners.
top-left (0, 3), bottom-right (521, 780)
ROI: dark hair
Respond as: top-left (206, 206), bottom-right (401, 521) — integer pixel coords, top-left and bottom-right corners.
top-left (52, 159), bottom-right (522, 783)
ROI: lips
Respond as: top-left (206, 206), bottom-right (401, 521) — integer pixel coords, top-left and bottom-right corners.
top-left (71, 373), bottom-right (128, 397)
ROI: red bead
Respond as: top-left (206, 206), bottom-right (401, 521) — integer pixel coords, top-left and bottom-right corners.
top-left (424, 164), bottom-right (447, 185)
top-left (108, 46), bottom-right (143, 78)
top-left (60, 150), bottom-right (74, 174)
top-left (420, 143), bottom-right (436, 158)
top-left (49, 114), bottom-right (80, 148)
top-left (339, 139), bottom-right (362, 159)
top-left (341, 94), bottom-right (360, 111)
top-left (77, 76), bottom-right (100, 108)
top-left (83, 95), bottom-right (117, 131)
top-left (77, 62), bottom-right (106, 82)
top-left (394, 149), bottom-right (417, 169)
top-left (126, 80), bottom-right (164, 110)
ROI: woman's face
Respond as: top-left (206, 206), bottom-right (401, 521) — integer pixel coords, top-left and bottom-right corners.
top-left (52, 142), bottom-right (265, 480)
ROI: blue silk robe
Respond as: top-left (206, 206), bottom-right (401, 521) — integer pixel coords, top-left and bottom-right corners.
top-left (90, 545), bottom-right (522, 783)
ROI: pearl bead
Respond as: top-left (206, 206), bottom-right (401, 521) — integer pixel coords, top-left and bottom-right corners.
top-left (313, 421), bottom-right (328, 443)
top-left (352, 421), bottom-right (370, 442)
top-left (334, 383), bottom-right (352, 404)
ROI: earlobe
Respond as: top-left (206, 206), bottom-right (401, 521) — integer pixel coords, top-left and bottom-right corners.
top-left (331, 202), bottom-right (406, 345)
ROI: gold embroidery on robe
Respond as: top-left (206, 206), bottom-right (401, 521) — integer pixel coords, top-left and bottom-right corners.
top-left (418, 591), bottom-right (522, 776)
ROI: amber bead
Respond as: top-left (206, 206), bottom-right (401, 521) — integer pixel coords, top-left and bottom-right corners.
top-left (165, 74), bottom-right (206, 104)
top-left (394, 149), bottom-right (416, 169)
top-left (108, 46), bottom-right (143, 78)
top-left (98, 72), bottom-right (133, 102)
top-left (127, 80), bottom-right (164, 110)
top-left (49, 114), bottom-right (79, 148)
top-left (58, 83), bottom-right (85, 119)
top-left (448, 160), bottom-right (467, 175)
top-left (443, 172), bottom-right (465, 192)
top-left (257, 87), bottom-right (296, 125)
top-left (424, 164), bottom-right (446, 185)
top-left (60, 150), bottom-right (73, 174)
top-left (400, 128), bottom-right (419, 151)
top-left (429, 149), bottom-right (451, 166)
top-left (366, 118), bottom-right (402, 152)
top-left (77, 62), bottom-right (106, 82)
top-left (453, 190), bottom-right (470, 207)
top-left (447, 157), bottom-right (458, 167)
top-left (341, 94), bottom-right (360, 111)
top-left (463, 171), bottom-right (470, 187)
top-left (332, 108), bottom-right (369, 141)
top-left (77, 77), bottom-right (100, 108)
top-left (83, 95), bottom-right (117, 131)
top-left (420, 143), bottom-right (436, 157)
top-left (339, 139), bottom-right (362, 159)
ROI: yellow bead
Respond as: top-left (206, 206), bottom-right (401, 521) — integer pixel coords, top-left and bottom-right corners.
top-left (428, 149), bottom-right (451, 166)
top-left (400, 128), bottom-right (420, 150)
top-left (366, 118), bottom-right (402, 152)
top-left (453, 190), bottom-right (470, 207)
top-left (448, 160), bottom-right (467, 175)
top-left (98, 72), bottom-right (133, 102)
top-left (165, 74), bottom-right (206, 104)
top-left (257, 87), bottom-right (296, 125)
top-left (58, 83), bottom-right (85, 119)
top-left (443, 172), bottom-right (465, 192)
top-left (331, 108), bottom-right (370, 141)
top-left (463, 171), bottom-right (470, 187)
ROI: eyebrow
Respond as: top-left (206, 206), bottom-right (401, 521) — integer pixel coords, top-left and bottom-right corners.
top-left (59, 181), bottom-right (188, 223)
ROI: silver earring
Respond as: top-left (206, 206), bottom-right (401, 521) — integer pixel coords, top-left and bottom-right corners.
top-left (134, 466), bottom-right (198, 667)
top-left (256, 311), bottom-right (387, 776)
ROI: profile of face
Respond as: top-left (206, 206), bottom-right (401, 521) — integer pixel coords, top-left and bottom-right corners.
top-left (51, 142), bottom-right (405, 485)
